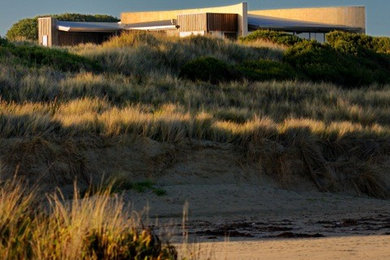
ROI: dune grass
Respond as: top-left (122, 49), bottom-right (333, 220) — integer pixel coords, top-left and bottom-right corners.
top-left (0, 179), bottom-right (177, 259)
top-left (1, 33), bottom-right (390, 198)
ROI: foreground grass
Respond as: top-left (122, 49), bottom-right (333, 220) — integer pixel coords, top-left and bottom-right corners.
top-left (0, 179), bottom-right (177, 259)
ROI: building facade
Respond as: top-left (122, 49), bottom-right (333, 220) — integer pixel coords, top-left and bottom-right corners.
top-left (38, 2), bottom-right (366, 46)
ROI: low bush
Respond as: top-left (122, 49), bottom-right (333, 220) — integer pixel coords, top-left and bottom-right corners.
top-left (327, 31), bottom-right (390, 54)
top-left (179, 56), bottom-right (240, 84)
top-left (240, 30), bottom-right (302, 46)
top-left (284, 41), bottom-right (390, 86)
top-left (238, 59), bottom-right (296, 81)
top-left (0, 42), bottom-right (101, 72)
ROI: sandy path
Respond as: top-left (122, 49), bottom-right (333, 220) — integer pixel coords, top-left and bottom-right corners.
top-left (185, 235), bottom-right (390, 260)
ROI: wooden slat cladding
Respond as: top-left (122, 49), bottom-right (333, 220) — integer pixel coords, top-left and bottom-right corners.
top-left (38, 18), bottom-right (52, 46)
top-left (207, 13), bottom-right (238, 32)
top-left (38, 17), bottom-right (58, 46)
top-left (177, 13), bottom-right (207, 32)
top-left (177, 13), bottom-right (238, 33)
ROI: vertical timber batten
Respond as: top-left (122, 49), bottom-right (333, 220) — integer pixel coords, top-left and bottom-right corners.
top-left (38, 17), bottom-right (58, 47)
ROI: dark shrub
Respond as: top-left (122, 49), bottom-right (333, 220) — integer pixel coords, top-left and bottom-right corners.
top-left (327, 31), bottom-right (390, 55)
top-left (179, 57), bottom-right (240, 84)
top-left (284, 41), bottom-right (390, 87)
top-left (0, 37), bottom-right (9, 47)
top-left (238, 60), bottom-right (296, 81)
top-left (240, 30), bottom-right (302, 46)
top-left (1, 42), bottom-right (100, 72)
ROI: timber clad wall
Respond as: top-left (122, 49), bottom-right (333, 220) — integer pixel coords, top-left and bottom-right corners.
top-left (121, 2), bottom-right (248, 36)
top-left (207, 13), bottom-right (238, 32)
top-left (38, 17), bottom-right (58, 46)
top-left (177, 14), bottom-right (207, 32)
top-left (177, 13), bottom-right (238, 33)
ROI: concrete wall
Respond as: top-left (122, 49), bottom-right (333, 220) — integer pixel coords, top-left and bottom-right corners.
top-left (249, 6), bottom-right (366, 33)
top-left (121, 2), bottom-right (248, 36)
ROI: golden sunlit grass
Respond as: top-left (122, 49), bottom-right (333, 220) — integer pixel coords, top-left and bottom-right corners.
top-left (0, 179), bottom-right (177, 259)
top-left (1, 74), bottom-right (390, 197)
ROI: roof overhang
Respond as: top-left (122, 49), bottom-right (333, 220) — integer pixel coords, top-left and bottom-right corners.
top-left (123, 20), bottom-right (179, 31)
top-left (56, 21), bottom-right (123, 33)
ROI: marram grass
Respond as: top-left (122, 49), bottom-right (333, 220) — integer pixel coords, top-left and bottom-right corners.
top-left (0, 179), bottom-right (177, 259)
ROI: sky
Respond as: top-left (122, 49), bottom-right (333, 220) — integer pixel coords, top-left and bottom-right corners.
top-left (0, 0), bottom-right (389, 37)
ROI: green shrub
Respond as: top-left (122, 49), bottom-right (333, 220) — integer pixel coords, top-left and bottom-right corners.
top-left (284, 41), bottom-right (390, 86)
top-left (179, 56), bottom-right (240, 84)
top-left (6, 18), bottom-right (37, 41)
top-left (0, 37), bottom-right (10, 48)
top-left (1, 42), bottom-right (101, 72)
top-left (327, 31), bottom-right (390, 54)
top-left (240, 30), bottom-right (302, 46)
top-left (6, 14), bottom-right (119, 42)
top-left (238, 60), bottom-right (296, 81)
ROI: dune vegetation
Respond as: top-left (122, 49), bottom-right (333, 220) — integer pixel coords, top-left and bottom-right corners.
top-left (0, 179), bottom-right (177, 259)
top-left (1, 31), bottom-right (390, 196)
top-left (1, 29), bottom-right (390, 258)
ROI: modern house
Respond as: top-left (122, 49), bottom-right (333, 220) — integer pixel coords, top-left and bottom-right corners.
top-left (38, 2), bottom-right (366, 46)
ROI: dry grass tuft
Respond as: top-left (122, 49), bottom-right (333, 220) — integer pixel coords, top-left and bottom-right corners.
top-left (0, 180), bottom-right (177, 259)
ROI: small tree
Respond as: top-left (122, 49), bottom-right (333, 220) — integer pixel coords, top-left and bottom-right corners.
top-left (6, 18), bottom-right (37, 41)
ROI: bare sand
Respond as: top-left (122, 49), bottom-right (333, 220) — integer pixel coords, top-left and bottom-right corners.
top-left (89, 138), bottom-right (390, 258)
top-left (184, 235), bottom-right (390, 260)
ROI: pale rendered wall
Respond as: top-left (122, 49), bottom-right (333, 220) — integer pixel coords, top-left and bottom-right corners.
top-left (121, 2), bottom-right (248, 36)
top-left (249, 6), bottom-right (366, 33)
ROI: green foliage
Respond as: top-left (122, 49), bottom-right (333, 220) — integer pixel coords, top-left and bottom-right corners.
top-left (238, 59), bottom-right (296, 81)
top-left (240, 29), bottom-right (302, 46)
top-left (284, 40), bottom-right (390, 86)
top-left (0, 42), bottom-right (101, 72)
top-left (6, 13), bottom-right (119, 42)
top-left (327, 31), bottom-right (390, 54)
top-left (53, 13), bottom-right (119, 23)
top-left (179, 56), bottom-right (240, 84)
top-left (0, 37), bottom-right (9, 47)
top-left (6, 18), bottom-right (37, 41)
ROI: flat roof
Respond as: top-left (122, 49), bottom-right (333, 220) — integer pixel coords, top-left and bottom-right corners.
top-left (56, 21), bottom-right (122, 32)
top-left (56, 20), bottom-right (178, 33)
top-left (123, 20), bottom-right (178, 30)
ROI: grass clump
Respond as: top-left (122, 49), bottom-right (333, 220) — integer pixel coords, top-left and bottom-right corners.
top-left (238, 59), bottom-right (296, 81)
top-left (0, 180), bottom-right (177, 259)
top-left (240, 29), bottom-right (302, 47)
top-left (0, 41), bottom-right (100, 72)
top-left (179, 56), bottom-right (239, 84)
